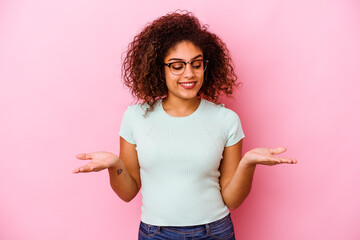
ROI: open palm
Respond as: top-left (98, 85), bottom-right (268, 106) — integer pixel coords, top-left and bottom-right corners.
top-left (72, 151), bottom-right (119, 174)
top-left (243, 147), bottom-right (297, 166)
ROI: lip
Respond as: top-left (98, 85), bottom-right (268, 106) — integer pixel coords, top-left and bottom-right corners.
top-left (178, 81), bottom-right (197, 90)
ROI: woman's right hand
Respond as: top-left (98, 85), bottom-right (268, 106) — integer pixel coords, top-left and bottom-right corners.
top-left (72, 151), bottom-right (120, 174)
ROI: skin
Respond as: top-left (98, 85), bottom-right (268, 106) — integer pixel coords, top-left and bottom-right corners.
top-left (161, 41), bottom-right (204, 117)
top-left (73, 40), bottom-right (297, 208)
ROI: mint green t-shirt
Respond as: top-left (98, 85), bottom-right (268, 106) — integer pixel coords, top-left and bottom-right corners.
top-left (119, 98), bottom-right (245, 226)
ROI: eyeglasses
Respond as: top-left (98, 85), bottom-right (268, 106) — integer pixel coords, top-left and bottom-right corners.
top-left (163, 59), bottom-right (209, 75)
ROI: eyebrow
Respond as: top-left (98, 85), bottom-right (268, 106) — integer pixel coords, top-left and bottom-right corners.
top-left (168, 54), bottom-right (203, 62)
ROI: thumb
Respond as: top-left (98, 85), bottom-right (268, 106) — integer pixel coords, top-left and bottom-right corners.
top-left (269, 147), bottom-right (287, 155)
top-left (76, 153), bottom-right (94, 160)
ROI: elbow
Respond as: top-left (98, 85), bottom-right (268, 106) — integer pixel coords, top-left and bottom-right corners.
top-left (227, 199), bottom-right (246, 210)
top-left (121, 189), bottom-right (140, 203)
top-left (223, 190), bottom-right (251, 210)
top-left (223, 197), bottom-right (239, 210)
top-left (118, 192), bottom-right (137, 203)
top-left (226, 202), bottom-right (241, 210)
top-left (111, 185), bottom-right (138, 203)
top-left (122, 196), bottom-right (134, 203)
top-left (227, 205), bottom-right (237, 211)
top-left (224, 196), bottom-right (246, 210)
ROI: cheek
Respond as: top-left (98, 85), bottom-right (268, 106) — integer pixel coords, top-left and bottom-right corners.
top-left (198, 74), bottom-right (205, 84)
top-left (163, 70), bottom-right (171, 88)
top-left (164, 70), bottom-right (171, 82)
top-left (165, 71), bottom-right (179, 86)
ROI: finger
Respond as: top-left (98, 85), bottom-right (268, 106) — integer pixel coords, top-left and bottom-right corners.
top-left (281, 157), bottom-right (297, 164)
top-left (285, 158), bottom-right (297, 164)
top-left (274, 157), bottom-right (297, 164)
top-left (269, 147), bottom-right (287, 155)
top-left (73, 168), bottom-right (86, 174)
top-left (72, 167), bottom-right (86, 174)
top-left (270, 157), bottom-right (282, 164)
top-left (262, 159), bottom-right (279, 166)
top-left (76, 153), bottom-right (94, 160)
top-left (73, 162), bottom-right (96, 173)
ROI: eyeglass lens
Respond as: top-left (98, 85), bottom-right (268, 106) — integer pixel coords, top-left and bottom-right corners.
top-left (169, 60), bottom-right (207, 75)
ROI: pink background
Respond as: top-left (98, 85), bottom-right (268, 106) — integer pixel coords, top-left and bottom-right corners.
top-left (1, 0), bottom-right (359, 239)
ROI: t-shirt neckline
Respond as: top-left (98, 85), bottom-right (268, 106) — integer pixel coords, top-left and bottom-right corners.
top-left (159, 98), bottom-right (205, 120)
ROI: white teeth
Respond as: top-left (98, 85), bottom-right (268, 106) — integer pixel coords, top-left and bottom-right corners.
top-left (180, 82), bottom-right (195, 86)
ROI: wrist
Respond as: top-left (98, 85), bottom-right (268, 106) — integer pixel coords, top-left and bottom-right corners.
top-left (108, 156), bottom-right (122, 170)
top-left (239, 156), bottom-right (256, 169)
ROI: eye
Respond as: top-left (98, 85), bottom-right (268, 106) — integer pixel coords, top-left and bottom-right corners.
top-left (170, 62), bottom-right (185, 70)
top-left (191, 60), bottom-right (203, 69)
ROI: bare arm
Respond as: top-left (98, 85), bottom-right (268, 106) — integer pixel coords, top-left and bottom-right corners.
top-left (219, 140), bottom-right (297, 210)
top-left (73, 137), bottom-right (141, 202)
top-left (108, 137), bottom-right (141, 202)
top-left (219, 140), bottom-right (251, 210)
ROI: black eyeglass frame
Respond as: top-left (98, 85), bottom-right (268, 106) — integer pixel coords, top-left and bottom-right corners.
top-left (163, 59), bottom-right (209, 75)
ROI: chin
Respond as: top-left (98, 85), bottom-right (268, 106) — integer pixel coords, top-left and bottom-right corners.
top-left (177, 91), bottom-right (201, 100)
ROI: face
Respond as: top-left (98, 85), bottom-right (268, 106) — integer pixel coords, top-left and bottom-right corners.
top-left (163, 41), bottom-right (204, 102)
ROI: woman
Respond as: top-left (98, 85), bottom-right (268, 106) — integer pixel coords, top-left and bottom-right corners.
top-left (73, 11), bottom-right (297, 239)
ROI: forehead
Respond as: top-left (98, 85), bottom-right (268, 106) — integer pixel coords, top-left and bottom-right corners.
top-left (165, 41), bottom-right (203, 60)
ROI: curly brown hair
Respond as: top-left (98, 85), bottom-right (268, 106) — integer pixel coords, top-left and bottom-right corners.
top-left (122, 10), bottom-right (239, 113)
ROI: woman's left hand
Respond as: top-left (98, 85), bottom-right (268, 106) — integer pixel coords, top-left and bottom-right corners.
top-left (241, 147), bottom-right (297, 167)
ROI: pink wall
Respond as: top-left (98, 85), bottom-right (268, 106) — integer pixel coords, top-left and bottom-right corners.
top-left (1, 0), bottom-right (359, 239)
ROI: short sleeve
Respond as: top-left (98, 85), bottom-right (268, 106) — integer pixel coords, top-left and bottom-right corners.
top-left (224, 110), bottom-right (245, 147)
top-left (119, 106), bottom-right (136, 144)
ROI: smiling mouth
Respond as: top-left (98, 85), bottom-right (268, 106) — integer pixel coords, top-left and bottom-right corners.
top-left (178, 81), bottom-right (197, 89)
top-left (179, 82), bottom-right (196, 86)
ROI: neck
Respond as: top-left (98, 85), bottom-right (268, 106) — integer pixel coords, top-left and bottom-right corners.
top-left (162, 96), bottom-right (201, 117)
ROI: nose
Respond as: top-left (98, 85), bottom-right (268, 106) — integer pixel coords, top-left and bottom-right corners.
top-left (183, 63), bottom-right (195, 78)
